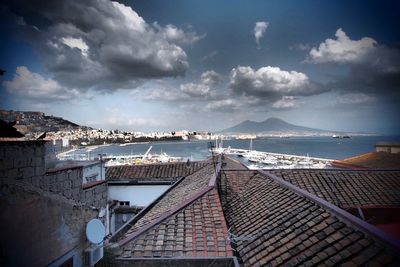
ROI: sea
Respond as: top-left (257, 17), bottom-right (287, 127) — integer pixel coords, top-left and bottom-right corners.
top-left (66, 135), bottom-right (400, 161)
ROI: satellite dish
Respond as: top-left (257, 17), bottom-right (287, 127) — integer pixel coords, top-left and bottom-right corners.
top-left (86, 219), bottom-right (105, 244)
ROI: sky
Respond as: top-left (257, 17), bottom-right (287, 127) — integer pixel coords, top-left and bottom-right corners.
top-left (0, 0), bottom-right (399, 134)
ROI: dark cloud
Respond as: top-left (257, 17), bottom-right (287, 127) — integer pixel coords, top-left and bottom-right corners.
top-left (3, 0), bottom-right (204, 91)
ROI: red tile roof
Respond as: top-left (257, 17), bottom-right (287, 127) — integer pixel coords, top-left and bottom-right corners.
top-left (109, 158), bottom-right (236, 259)
top-left (109, 156), bottom-right (400, 265)
top-left (115, 189), bottom-right (233, 258)
top-left (106, 161), bottom-right (208, 182)
top-left (333, 152), bottom-right (400, 170)
top-left (270, 169), bottom-right (400, 207)
top-left (220, 170), bottom-right (400, 266)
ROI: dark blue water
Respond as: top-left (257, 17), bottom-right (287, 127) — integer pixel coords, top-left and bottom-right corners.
top-left (85, 135), bottom-right (400, 160)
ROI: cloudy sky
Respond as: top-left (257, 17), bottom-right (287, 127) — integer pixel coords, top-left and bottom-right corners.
top-left (1, 0), bottom-right (399, 134)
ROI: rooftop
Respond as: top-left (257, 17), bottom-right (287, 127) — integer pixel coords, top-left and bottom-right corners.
top-left (333, 152), bottom-right (400, 170)
top-left (106, 161), bottom-right (208, 184)
top-left (107, 156), bottom-right (400, 266)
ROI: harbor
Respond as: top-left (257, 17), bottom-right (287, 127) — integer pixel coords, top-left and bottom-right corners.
top-left (211, 138), bottom-right (333, 169)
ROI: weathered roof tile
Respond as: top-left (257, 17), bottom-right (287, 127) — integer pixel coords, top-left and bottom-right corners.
top-left (220, 169), bottom-right (400, 266)
top-left (106, 161), bottom-right (208, 182)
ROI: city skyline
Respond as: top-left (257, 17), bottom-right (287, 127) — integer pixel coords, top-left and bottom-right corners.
top-left (1, 0), bottom-right (399, 134)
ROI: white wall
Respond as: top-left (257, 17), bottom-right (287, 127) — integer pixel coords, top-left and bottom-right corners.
top-left (82, 163), bottom-right (105, 183)
top-left (108, 185), bottom-right (170, 207)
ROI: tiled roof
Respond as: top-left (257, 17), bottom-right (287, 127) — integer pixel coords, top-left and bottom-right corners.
top-left (120, 163), bottom-right (215, 236)
top-left (221, 155), bottom-right (248, 170)
top-left (109, 156), bottom-right (400, 265)
top-left (114, 189), bottom-right (233, 258)
top-left (106, 161), bottom-right (208, 181)
top-left (220, 170), bottom-right (400, 266)
top-left (333, 152), bottom-right (400, 170)
top-left (270, 169), bottom-right (400, 207)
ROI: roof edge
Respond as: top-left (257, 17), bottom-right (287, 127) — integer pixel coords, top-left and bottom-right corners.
top-left (113, 256), bottom-right (240, 267)
top-left (331, 160), bottom-right (370, 170)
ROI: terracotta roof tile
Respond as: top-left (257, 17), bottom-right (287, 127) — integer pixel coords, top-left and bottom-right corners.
top-left (220, 170), bottom-right (400, 266)
top-left (270, 169), bottom-right (400, 207)
top-left (114, 188), bottom-right (233, 258)
top-left (106, 161), bottom-right (208, 182)
top-left (114, 162), bottom-right (215, 242)
top-left (334, 152), bottom-right (400, 170)
top-left (221, 155), bottom-right (248, 170)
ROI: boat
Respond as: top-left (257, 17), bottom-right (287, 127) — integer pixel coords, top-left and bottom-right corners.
top-left (261, 157), bottom-right (278, 165)
top-left (332, 135), bottom-right (351, 139)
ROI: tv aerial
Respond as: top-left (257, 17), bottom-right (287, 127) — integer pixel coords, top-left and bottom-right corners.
top-left (86, 219), bottom-right (106, 245)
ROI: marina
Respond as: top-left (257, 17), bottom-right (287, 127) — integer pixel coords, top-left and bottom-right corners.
top-left (211, 138), bottom-right (333, 169)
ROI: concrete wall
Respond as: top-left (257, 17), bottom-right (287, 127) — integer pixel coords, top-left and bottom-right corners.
top-left (376, 145), bottom-right (400, 154)
top-left (108, 185), bottom-right (170, 207)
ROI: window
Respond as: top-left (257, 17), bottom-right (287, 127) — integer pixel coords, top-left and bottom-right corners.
top-left (59, 257), bottom-right (73, 267)
top-left (119, 201), bottom-right (130, 206)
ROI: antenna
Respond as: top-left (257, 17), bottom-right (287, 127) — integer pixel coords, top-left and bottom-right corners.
top-left (208, 141), bottom-right (217, 172)
top-left (86, 219), bottom-right (106, 245)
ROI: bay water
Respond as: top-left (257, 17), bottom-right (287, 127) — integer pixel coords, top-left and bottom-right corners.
top-left (71, 135), bottom-right (400, 161)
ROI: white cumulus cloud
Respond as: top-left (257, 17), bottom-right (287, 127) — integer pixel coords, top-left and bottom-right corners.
top-left (308, 28), bottom-right (377, 63)
top-left (253, 21), bottom-right (269, 49)
top-left (3, 66), bottom-right (81, 102)
top-left (230, 66), bottom-right (324, 99)
top-left (179, 70), bottom-right (223, 98)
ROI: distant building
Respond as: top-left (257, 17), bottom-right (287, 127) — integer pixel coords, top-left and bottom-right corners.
top-left (376, 142), bottom-right (400, 154)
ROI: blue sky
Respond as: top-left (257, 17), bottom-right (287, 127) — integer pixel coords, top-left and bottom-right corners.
top-left (1, 0), bottom-right (399, 133)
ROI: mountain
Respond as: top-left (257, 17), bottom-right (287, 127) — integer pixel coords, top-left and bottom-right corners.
top-left (221, 117), bottom-right (329, 134)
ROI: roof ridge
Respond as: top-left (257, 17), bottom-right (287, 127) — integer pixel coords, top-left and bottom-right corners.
top-left (116, 157), bottom-right (222, 247)
top-left (258, 170), bottom-right (400, 251)
top-left (221, 170), bottom-right (259, 203)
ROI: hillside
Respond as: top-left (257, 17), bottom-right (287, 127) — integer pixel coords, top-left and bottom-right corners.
top-left (0, 110), bottom-right (83, 134)
top-left (221, 117), bottom-right (330, 134)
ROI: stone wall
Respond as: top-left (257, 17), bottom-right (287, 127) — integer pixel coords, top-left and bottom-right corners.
top-left (0, 181), bottom-right (97, 266)
top-left (45, 169), bottom-right (107, 208)
top-left (83, 183), bottom-right (108, 208)
top-left (0, 140), bottom-right (108, 265)
top-left (0, 140), bottom-right (46, 184)
top-left (1, 140), bottom-right (107, 209)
